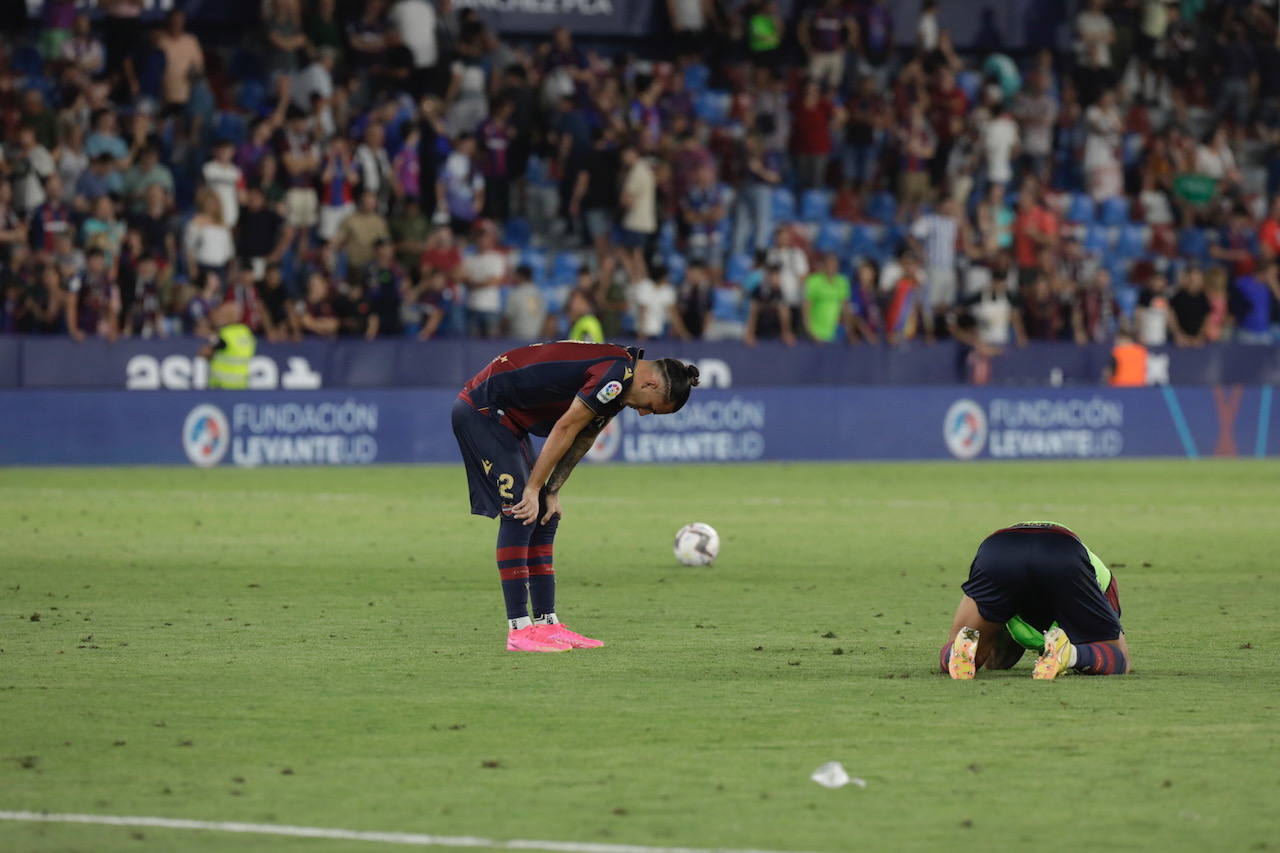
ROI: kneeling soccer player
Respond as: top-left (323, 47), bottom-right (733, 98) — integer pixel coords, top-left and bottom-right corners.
top-left (939, 521), bottom-right (1130, 680)
top-left (453, 341), bottom-right (700, 652)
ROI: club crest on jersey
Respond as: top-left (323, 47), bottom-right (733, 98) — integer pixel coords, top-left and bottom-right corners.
top-left (597, 380), bottom-right (623, 404)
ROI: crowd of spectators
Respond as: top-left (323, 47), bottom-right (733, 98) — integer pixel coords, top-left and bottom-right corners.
top-left (2, 0), bottom-right (1280, 351)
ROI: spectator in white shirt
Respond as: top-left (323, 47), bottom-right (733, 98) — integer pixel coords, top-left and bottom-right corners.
top-left (354, 122), bottom-right (393, 213)
top-left (202, 139), bottom-right (245, 228)
top-left (185, 188), bottom-right (236, 279)
top-left (765, 226), bottom-right (810, 307)
top-left (982, 101), bottom-right (1020, 194)
top-left (461, 224), bottom-right (507, 338)
top-left (1013, 70), bottom-right (1058, 181)
top-left (389, 0), bottom-right (439, 97)
top-left (503, 264), bottom-right (549, 340)
top-left (630, 265), bottom-right (679, 340)
top-left (911, 196), bottom-right (962, 329)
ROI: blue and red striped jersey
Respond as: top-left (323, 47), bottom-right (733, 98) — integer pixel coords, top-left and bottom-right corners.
top-left (459, 342), bottom-right (642, 436)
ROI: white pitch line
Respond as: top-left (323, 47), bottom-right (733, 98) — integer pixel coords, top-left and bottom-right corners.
top-left (0, 811), bottom-right (816, 853)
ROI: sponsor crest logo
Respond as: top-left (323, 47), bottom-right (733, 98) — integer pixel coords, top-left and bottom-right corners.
top-left (183, 404), bottom-right (231, 467)
top-left (943, 399), bottom-right (987, 460)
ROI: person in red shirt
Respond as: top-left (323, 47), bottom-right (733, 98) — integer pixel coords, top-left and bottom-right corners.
top-left (1259, 197), bottom-right (1280, 260)
top-left (928, 65), bottom-right (968, 188)
top-left (420, 224), bottom-right (463, 286)
top-left (790, 79), bottom-right (841, 189)
top-left (1012, 185), bottom-right (1059, 286)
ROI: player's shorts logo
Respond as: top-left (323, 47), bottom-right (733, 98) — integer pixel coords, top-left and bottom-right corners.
top-left (597, 380), bottom-right (623, 404)
top-left (943, 399), bottom-right (987, 460)
top-left (183, 404), bottom-right (231, 467)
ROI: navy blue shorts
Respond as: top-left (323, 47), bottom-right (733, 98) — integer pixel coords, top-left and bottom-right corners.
top-left (451, 399), bottom-right (534, 518)
top-left (962, 529), bottom-right (1123, 645)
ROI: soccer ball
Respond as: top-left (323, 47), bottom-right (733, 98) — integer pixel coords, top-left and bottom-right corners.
top-left (674, 523), bottom-right (719, 567)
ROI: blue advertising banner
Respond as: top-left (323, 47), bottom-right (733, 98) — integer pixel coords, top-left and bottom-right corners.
top-left (2, 386), bottom-right (1275, 467)
top-left (5, 337), bottom-right (1280, 390)
top-left (453, 0), bottom-right (657, 37)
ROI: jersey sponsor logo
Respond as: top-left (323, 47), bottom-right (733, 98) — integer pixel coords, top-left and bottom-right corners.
top-left (623, 367), bottom-right (633, 382)
top-left (183, 404), bottom-right (231, 467)
top-left (482, 459), bottom-right (493, 474)
top-left (943, 398), bottom-right (987, 460)
top-left (597, 380), bottom-right (623, 404)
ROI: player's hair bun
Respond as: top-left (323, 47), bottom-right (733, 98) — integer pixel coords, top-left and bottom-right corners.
top-left (655, 357), bottom-right (699, 411)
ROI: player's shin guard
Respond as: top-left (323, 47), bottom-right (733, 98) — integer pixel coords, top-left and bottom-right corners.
top-left (528, 515), bottom-right (558, 624)
top-left (497, 517), bottom-right (534, 628)
top-left (1072, 642), bottom-right (1129, 675)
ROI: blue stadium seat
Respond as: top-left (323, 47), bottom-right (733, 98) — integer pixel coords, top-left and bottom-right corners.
top-left (867, 191), bottom-right (897, 224)
top-left (519, 249), bottom-right (547, 280)
top-left (814, 221), bottom-right (851, 253)
top-left (712, 286), bottom-right (746, 322)
top-left (771, 188), bottom-right (795, 221)
top-left (1098, 196), bottom-right (1129, 227)
top-left (694, 90), bottom-right (731, 125)
top-left (236, 81), bottom-right (267, 116)
top-left (1066, 193), bottom-right (1095, 224)
top-left (800, 189), bottom-right (833, 222)
top-left (848, 223), bottom-right (881, 256)
top-left (664, 253), bottom-right (688, 284)
top-left (1114, 284), bottom-right (1140, 321)
top-left (725, 253), bottom-right (752, 285)
top-left (657, 220), bottom-right (677, 255)
top-left (1083, 223), bottom-right (1112, 255)
top-left (503, 218), bottom-right (532, 249)
top-left (882, 223), bottom-right (908, 255)
top-left (551, 250), bottom-right (582, 279)
top-left (1115, 223), bottom-right (1149, 259)
top-left (542, 283), bottom-right (571, 315)
top-left (683, 64), bottom-right (710, 91)
top-left (212, 112), bottom-right (248, 145)
top-left (1177, 227), bottom-right (1211, 265)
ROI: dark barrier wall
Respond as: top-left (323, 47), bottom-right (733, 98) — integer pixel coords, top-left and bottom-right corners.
top-left (3, 337), bottom-right (1280, 390)
top-left (2, 385), bottom-right (1274, 466)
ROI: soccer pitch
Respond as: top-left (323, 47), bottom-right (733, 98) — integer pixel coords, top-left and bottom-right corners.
top-left (2, 461), bottom-right (1278, 852)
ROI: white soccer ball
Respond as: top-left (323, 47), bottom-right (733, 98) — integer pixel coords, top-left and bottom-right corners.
top-left (674, 522), bottom-right (720, 567)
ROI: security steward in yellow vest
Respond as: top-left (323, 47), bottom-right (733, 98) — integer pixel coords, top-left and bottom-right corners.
top-left (199, 303), bottom-right (256, 390)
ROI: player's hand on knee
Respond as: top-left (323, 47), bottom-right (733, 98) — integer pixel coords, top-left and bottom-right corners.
top-left (540, 493), bottom-right (562, 525)
top-left (512, 486), bottom-right (541, 525)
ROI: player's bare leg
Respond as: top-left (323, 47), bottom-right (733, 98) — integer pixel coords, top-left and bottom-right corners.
top-left (941, 595), bottom-right (1007, 679)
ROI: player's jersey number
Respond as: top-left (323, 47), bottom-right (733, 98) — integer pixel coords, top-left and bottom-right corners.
top-left (497, 473), bottom-right (515, 499)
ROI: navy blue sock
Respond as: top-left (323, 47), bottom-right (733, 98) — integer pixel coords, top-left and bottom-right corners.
top-left (528, 516), bottom-right (558, 621)
top-left (496, 517), bottom-right (533, 623)
top-left (1073, 642), bottom-right (1129, 675)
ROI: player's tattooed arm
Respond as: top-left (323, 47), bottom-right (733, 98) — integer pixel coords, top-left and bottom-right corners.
top-left (545, 414), bottom-right (610, 494)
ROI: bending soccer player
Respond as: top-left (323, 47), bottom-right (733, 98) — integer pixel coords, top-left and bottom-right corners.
top-left (940, 521), bottom-right (1129, 680)
top-left (452, 341), bottom-right (700, 652)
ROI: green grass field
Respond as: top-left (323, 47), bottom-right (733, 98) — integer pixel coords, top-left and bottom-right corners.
top-left (2, 461), bottom-right (1279, 852)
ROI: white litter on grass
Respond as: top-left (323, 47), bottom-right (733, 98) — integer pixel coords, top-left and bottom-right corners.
top-left (809, 762), bottom-right (866, 789)
top-left (0, 811), bottom-right (819, 853)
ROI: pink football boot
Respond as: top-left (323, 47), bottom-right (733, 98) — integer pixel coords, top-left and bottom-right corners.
top-left (506, 626), bottom-right (572, 652)
top-left (530, 623), bottom-right (604, 649)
